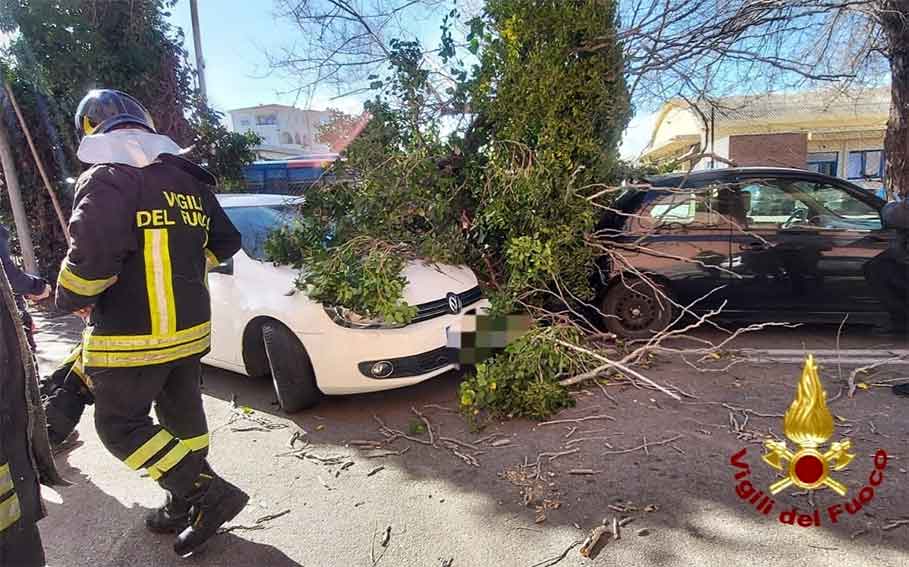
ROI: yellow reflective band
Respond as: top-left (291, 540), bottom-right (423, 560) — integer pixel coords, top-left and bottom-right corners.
top-left (0, 463), bottom-right (12, 495)
top-left (84, 321), bottom-right (211, 352)
top-left (144, 229), bottom-right (177, 336)
top-left (63, 345), bottom-right (82, 365)
top-left (124, 430), bottom-right (173, 470)
top-left (82, 115), bottom-right (97, 136)
top-left (183, 433), bottom-right (210, 452)
top-left (84, 335), bottom-right (211, 369)
top-left (0, 493), bottom-right (21, 532)
top-left (205, 249), bottom-right (219, 270)
top-left (70, 357), bottom-right (93, 390)
top-left (57, 262), bottom-right (117, 297)
top-left (146, 443), bottom-right (191, 480)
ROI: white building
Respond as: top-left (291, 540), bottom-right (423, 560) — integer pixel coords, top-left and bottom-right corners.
top-left (227, 104), bottom-right (333, 159)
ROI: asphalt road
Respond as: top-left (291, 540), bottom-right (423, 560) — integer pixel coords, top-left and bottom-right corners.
top-left (32, 314), bottom-right (909, 567)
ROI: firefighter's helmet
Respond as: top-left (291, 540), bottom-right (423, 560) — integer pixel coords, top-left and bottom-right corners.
top-left (74, 89), bottom-right (156, 138)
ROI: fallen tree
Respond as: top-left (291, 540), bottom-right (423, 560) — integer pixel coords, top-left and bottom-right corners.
top-left (267, 1), bottom-right (800, 420)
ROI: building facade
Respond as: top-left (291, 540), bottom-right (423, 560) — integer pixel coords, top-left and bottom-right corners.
top-left (641, 88), bottom-right (890, 192)
top-left (227, 104), bottom-right (333, 159)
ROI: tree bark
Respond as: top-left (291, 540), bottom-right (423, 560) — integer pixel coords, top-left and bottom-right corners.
top-left (882, 1), bottom-right (909, 198)
top-left (0, 112), bottom-right (38, 273)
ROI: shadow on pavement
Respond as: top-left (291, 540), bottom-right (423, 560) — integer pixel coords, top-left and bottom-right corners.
top-left (197, 324), bottom-right (909, 565)
top-left (41, 458), bottom-right (302, 567)
top-left (34, 310), bottom-right (909, 565)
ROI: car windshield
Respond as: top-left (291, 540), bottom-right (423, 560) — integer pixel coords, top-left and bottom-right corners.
top-left (223, 205), bottom-right (302, 260)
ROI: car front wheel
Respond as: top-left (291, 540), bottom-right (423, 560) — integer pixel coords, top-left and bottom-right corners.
top-left (602, 278), bottom-right (675, 339)
top-left (262, 321), bottom-right (321, 412)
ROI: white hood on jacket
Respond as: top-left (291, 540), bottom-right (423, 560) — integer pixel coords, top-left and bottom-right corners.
top-left (77, 129), bottom-right (190, 168)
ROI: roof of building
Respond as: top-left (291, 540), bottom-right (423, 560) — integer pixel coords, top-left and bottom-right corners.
top-left (704, 87), bottom-right (889, 123)
top-left (645, 166), bottom-right (863, 189)
top-left (216, 194), bottom-right (306, 208)
top-left (642, 86), bottom-right (890, 161)
top-left (228, 104), bottom-right (331, 114)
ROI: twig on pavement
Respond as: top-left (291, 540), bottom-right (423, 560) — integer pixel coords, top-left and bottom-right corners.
top-left (411, 406), bottom-right (436, 446)
top-left (538, 414), bottom-right (615, 427)
top-left (602, 435), bottom-right (683, 456)
top-left (529, 540), bottom-right (583, 567)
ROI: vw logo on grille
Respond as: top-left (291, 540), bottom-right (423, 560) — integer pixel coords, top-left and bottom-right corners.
top-left (447, 292), bottom-right (462, 314)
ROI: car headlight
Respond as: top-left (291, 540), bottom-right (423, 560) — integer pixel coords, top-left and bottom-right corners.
top-left (323, 306), bottom-right (407, 329)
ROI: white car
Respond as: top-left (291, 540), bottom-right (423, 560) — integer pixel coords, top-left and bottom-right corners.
top-left (203, 194), bottom-right (489, 412)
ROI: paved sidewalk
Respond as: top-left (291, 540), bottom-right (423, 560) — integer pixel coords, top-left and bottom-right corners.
top-left (31, 312), bottom-right (909, 566)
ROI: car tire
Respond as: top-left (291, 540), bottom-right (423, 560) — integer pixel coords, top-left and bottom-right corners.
top-left (261, 322), bottom-right (321, 412)
top-left (602, 278), bottom-right (675, 339)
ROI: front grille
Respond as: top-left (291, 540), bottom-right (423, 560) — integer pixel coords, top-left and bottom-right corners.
top-left (358, 346), bottom-right (457, 379)
top-left (411, 286), bottom-right (483, 324)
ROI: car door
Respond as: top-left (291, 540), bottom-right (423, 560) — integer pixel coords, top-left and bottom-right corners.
top-left (625, 186), bottom-right (738, 311)
top-left (207, 252), bottom-right (245, 366)
top-left (728, 176), bottom-right (889, 316)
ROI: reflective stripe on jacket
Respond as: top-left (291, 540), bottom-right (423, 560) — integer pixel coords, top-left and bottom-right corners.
top-left (56, 154), bottom-right (241, 369)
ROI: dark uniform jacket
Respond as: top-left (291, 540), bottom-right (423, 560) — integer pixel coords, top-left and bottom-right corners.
top-left (0, 261), bottom-right (64, 557)
top-left (882, 200), bottom-right (909, 262)
top-left (0, 225), bottom-right (47, 349)
top-left (56, 154), bottom-right (241, 369)
top-left (0, 226), bottom-right (47, 298)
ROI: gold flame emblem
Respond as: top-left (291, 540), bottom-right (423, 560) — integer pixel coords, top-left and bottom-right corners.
top-left (762, 354), bottom-right (854, 496)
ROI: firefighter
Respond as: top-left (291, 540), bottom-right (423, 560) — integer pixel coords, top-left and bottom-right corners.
top-left (1, 257), bottom-right (66, 566)
top-left (41, 343), bottom-right (94, 451)
top-left (56, 89), bottom-right (246, 556)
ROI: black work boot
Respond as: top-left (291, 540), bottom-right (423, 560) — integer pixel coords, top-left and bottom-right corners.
top-left (893, 383), bottom-right (909, 397)
top-left (173, 473), bottom-right (249, 556)
top-left (146, 491), bottom-right (192, 534)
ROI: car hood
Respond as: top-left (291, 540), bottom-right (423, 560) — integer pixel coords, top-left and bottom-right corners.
top-left (264, 259), bottom-right (479, 306)
top-left (401, 261), bottom-right (479, 305)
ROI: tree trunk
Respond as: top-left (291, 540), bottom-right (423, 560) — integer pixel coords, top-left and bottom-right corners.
top-left (4, 83), bottom-right (70, 241)
top-left (882, 1), bottom-right (909, 198)
top-left (0, 112), bottom-right (38, 273)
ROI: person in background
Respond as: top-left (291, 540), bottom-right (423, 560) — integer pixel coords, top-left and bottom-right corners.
top-left (41, 343), bottom-right (94, 452)
top-left (0, 259), bottom-right (66, 566)
top-left (0, 225), bottom-right (90, 453)
top-left (865, 193), bottom-right (908, 340)
top-left (0, 225), bottom-right (51, 348)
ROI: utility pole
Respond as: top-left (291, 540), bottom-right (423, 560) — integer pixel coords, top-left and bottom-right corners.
top-left (0, 112), bottom-right (38, 273)
top-left (190, 0), bottom-right (207, 103)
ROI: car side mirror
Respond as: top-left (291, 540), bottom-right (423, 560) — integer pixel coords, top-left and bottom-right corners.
top-left (209, 257), bottom-right (234, 275)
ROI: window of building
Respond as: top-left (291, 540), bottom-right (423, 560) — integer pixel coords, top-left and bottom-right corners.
top-left (239, 118), bottom-right (251, 128)
top-left (847, 150), bottom-right (884, 180)
top-left (806, 152), bottom-right (838, 177)
top-left (279, 132), bottom-right (293, 144)
top-left (256, 113), bottom-right (278, 126)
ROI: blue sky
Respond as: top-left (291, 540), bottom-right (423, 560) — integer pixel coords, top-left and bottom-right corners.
top-left (167, 0), bottom-right (363, 114)
top-left (167, 0), bottom-right (650, 158)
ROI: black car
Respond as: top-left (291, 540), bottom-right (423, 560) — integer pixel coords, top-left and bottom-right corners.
top-left (594, 167), bottom-right (894, 338)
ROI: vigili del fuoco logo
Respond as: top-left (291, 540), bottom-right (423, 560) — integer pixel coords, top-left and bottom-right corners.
top-left (729, 354), bottom-right (889, 527)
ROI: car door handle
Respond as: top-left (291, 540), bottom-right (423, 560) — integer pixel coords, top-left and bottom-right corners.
top-left (739, 241), bottom-right (769, 251)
